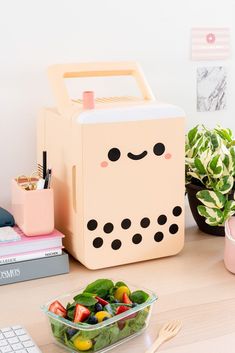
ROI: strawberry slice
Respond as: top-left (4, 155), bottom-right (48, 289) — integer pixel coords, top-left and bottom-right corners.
top-left (116, 305), bottom-right (130, 315)
top-left (95, 296), bottom-right (109, 306)
top-left (122, 293), bottom-right (132, 304)
top-left (74, 304), bottom-right (90, 323)
top-left (116, 305), bottom-right (137, 320)
top-left (49, 300), bottom-right (67, 318)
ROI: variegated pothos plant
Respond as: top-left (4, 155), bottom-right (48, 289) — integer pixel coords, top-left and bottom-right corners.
top-left (185, 125), bottom-right (235, 226)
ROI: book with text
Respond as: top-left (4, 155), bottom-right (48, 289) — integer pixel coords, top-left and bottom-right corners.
top-left (0, 247), bottom-right (63, 265)
top-left (0, 227), bottom-right (64, 256)
top-left (0, 252), bottom-right (69, 285)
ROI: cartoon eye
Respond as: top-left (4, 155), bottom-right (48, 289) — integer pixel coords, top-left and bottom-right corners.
top-left (108, 148), bottom-right (121, 162)
top-left (153, 143), bottom-right (165, 156)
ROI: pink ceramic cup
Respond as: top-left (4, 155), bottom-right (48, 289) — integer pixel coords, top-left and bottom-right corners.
top-left (224, 217), bottom-right (235, 273)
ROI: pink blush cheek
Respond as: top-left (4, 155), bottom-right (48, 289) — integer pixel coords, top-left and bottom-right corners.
top-left (101, 161), bottom-right (108, 168)
top-left (165, 153), bottom-right (172, 160)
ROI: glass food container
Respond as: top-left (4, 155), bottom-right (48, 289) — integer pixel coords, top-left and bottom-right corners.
top-left (41, 282), bottom-right (157, 353)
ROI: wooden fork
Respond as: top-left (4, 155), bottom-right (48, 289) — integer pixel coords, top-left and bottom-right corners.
top-left (145, 320), bottom-right (182, 353)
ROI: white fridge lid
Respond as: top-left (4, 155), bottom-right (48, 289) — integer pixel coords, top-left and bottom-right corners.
top-left (76, 102), bottom-right (185, 125)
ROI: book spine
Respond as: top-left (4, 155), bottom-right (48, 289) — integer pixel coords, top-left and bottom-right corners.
top-left (0, 237), bottom-right (63, 257)
top-left (0, 248), bottom-right (63, 265)
top-left (0, 252), bottom-right (69, 286)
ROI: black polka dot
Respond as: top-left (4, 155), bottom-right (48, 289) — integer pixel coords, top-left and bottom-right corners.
top-left (108, 148), bottom-right (121, 162)
top-left (103, 223), bottom-right (114, 234)
top-left (173, 206), bottom-right (182, 217)
top-left (153, 143), bottom-right (165, 156)
top-left (169, 224), bottom-right (179, 234)
top-left (87, 219), bottom-right (98, 231)
top-left (93, 237), bottom-right (103, 248)
top-left (157, 215), bottom-right (167, 225)
top-left (140, 217), bottom-right (150, 228)
top-left (154, 232), bottom-right (164, 242)
top-left (132, 234), bottom-right (142, 244)
top-left (111, 239), bottom-right (122, 250)
top-left (121, 218), bottom-right (131, 230)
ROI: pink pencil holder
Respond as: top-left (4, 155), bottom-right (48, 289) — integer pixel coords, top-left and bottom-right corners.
top-left (11, 179), bottom-right (54, 236)
top-left (224, 217), bottom-right (235, 273)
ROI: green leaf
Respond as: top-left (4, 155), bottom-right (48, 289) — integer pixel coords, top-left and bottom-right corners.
top-left (222, 200), bottom-right (235, 223)
top-left (73, 293), bottom-right (98, 306)
top-left (83, 279), bottom-right (114, 298)
top-left (50, 318), bottom-right (67, 339)
top-left (197, 205), bottom-right (223, 221)
top-left (115, 281), bottom-right (128, 288)
top-left (74, 328), bottom-right (100, 341)
top-left (197, 205), bottom-right (209, 218)
top-left (208, 155), bottom-right (223, 177)
top-left (215, 175), bottom-right (234, 194)
top-left (230, 147), bottom-right (235, 174)
top-left (215, 127), bottom-right (233, 143)
top-left (64, 332), bottom-right (77, 350)
top-left (66, 306), bottom-right (75, 320)
top-left (223, 154), bottom-right (230, 169)
top-left (93, 331), bottom-right (110, 351)
top-left (205, 217), bottom-right (223, 226)
top-left (222, 153), bottom-right (234, 176)
top-left (128, 309), bottom-right (149, 330)
top-left (211, 133), bottom-right (220, 150)
top-left (230, 201), bottom-right (235, 211)
top-left (196, 190), bottom-right (226, 209)
top-left (209, 155), bottom-right (220, 170)
top-left (195, 157), bottom-right (206, 174)
top-left (188, 125), bottom-right (199, 146)
top-left (108, 281), bottom-right (129, 297)
top-left (191, 136), bottom-right (204, 158)
top-left (187, 172), bottom-right (203, 182)
top-left (200, 149), bottom-right (213, 166)
top-left (185, 157), bottom-right (194, 166)
top-left (224, 200), bottom-right (235, 213)
top-left (130, 290), bottom-right (149, 304)
top-left (108, 324), bottom-right (120, 345)
top-left (116, 323), bottom-right (132, 340)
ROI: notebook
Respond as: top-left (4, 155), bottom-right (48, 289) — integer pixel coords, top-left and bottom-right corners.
top-left (0, 227), bottom-right (64, 257)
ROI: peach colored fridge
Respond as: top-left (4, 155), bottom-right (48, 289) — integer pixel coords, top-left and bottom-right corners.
top-left (37, 62), bottom-right (185, 269)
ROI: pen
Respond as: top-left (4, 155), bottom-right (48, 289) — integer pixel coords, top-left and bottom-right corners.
top-left (43, 151), bottom-right (47, 179)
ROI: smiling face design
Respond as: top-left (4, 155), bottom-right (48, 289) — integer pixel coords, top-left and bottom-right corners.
top-left (81, 116), bottom-right (184, 268)
top-left (101, 143), bottom-right (172, 167)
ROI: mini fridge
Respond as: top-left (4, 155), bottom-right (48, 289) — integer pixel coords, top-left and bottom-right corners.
top-left (38, 62), bottom-right (185, 269)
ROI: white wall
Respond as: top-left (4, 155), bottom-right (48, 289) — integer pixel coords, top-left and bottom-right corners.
top-left (0, 0), bottom-right (235, 209)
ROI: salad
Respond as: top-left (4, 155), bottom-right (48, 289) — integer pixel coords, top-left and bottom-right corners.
top-left (47, 278), bottom-right (155, 352)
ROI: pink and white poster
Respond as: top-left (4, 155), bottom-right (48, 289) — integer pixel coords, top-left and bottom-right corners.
top-left (191, 28), bottom-right (230, 61)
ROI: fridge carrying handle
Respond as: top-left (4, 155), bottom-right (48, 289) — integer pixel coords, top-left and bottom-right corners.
top-left (47, 62), bottom-right (155, 118)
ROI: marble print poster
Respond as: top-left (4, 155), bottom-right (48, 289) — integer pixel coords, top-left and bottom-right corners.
top-left (197, 67), bottom-right (227, 112)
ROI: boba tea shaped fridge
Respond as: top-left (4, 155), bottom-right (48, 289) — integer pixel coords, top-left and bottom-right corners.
top-left (37, 62), bottom-right (185, 269)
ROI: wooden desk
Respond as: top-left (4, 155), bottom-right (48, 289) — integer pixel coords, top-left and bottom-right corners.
top-left (1, 206), bottom-right (234, 353)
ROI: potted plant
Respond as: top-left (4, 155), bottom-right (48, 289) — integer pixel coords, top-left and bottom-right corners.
top-left (185, 125), bottom-right (235, 236)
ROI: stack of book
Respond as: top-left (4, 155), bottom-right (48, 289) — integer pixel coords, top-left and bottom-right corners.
top-left (0, 227), bottom-right (69, 285)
